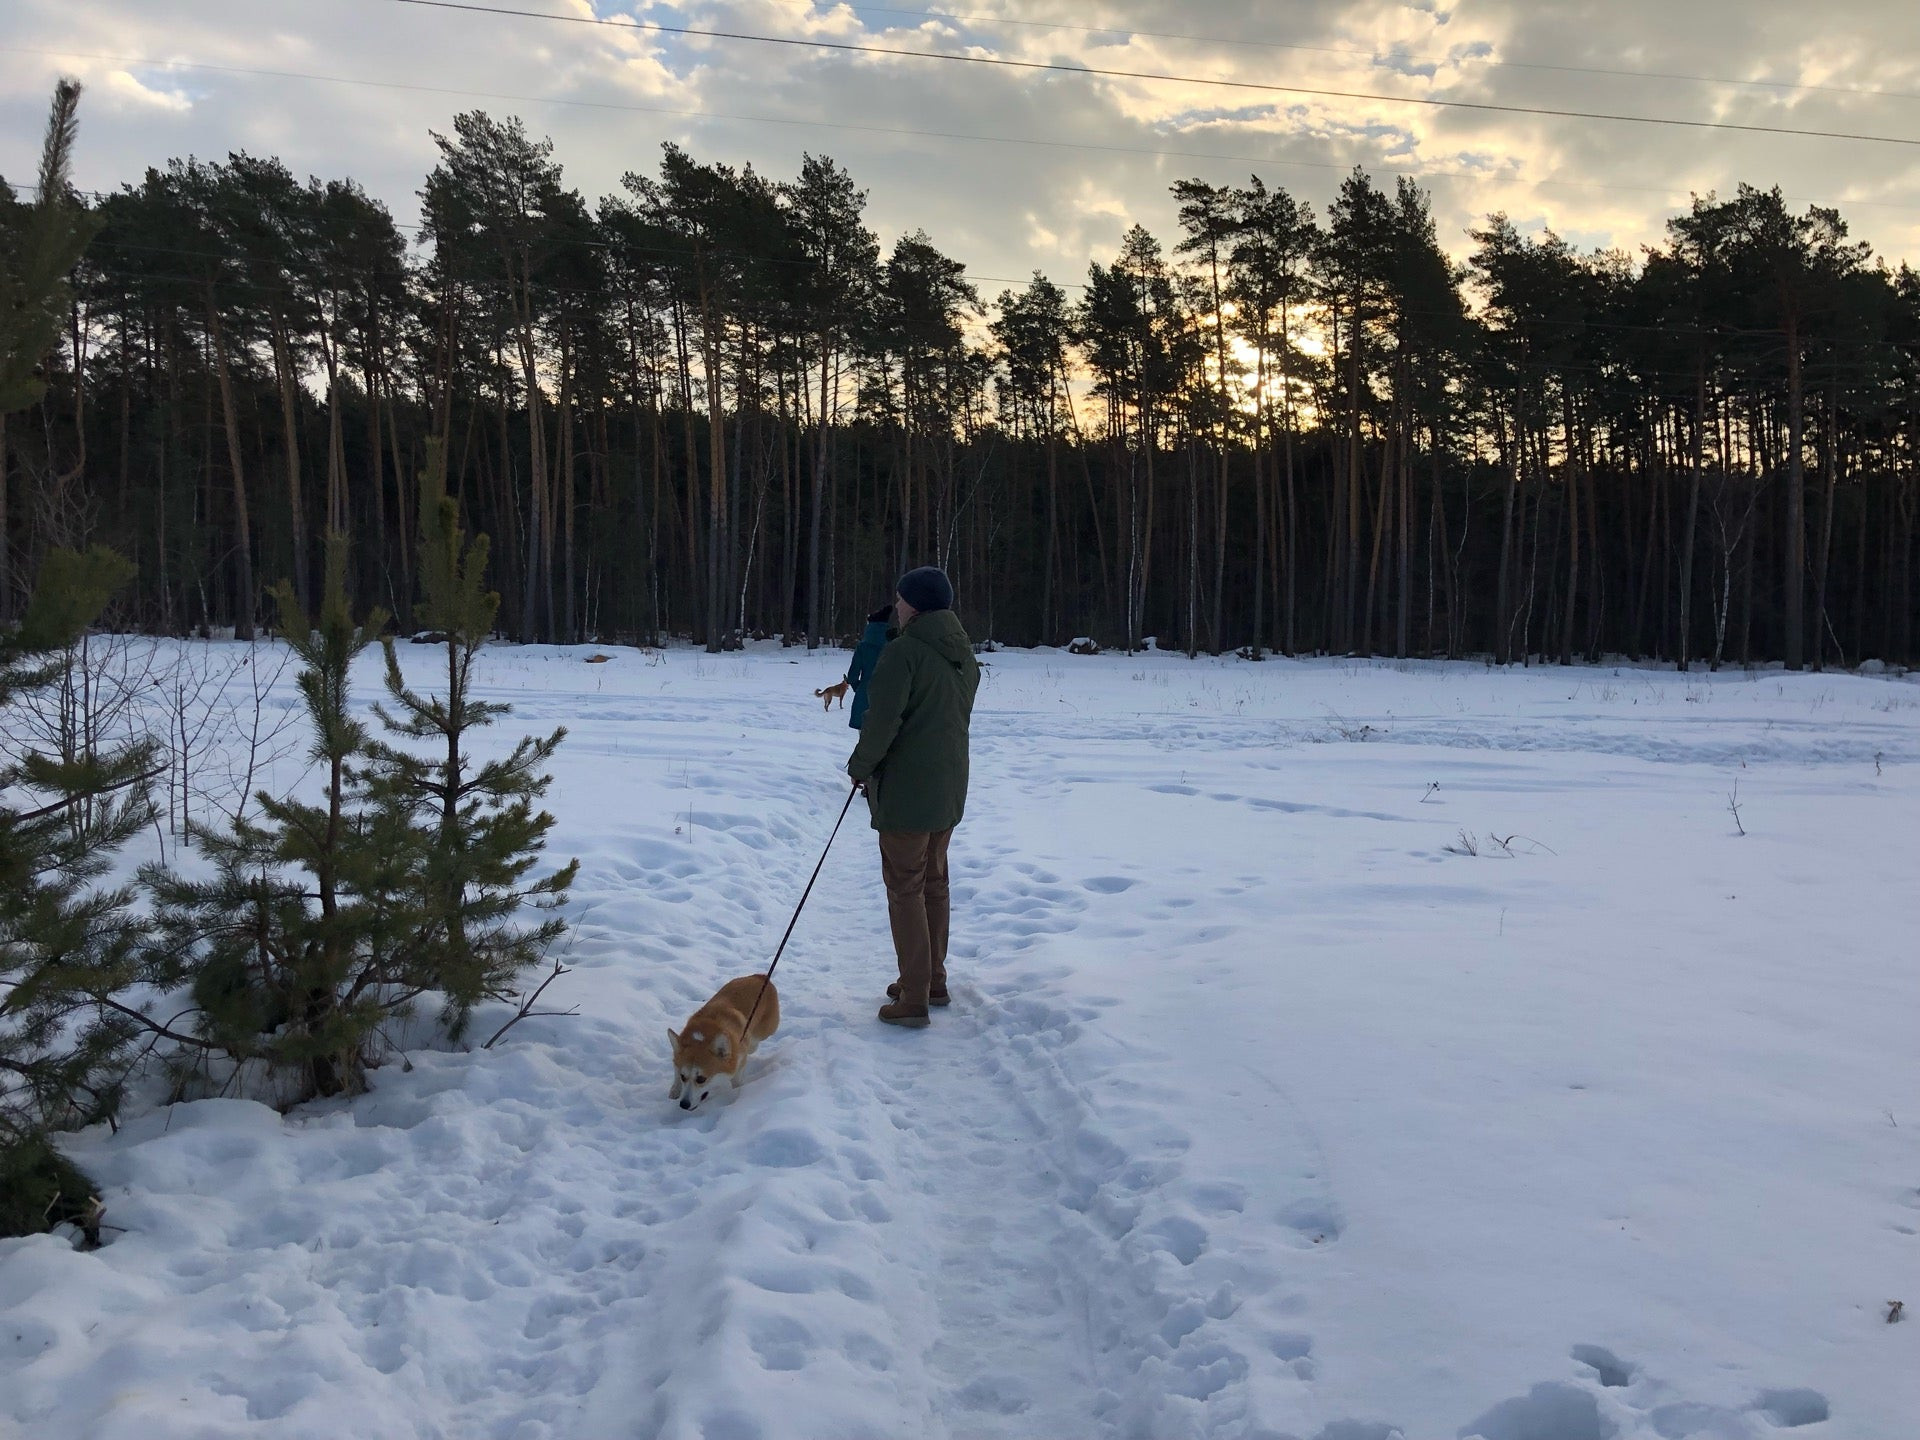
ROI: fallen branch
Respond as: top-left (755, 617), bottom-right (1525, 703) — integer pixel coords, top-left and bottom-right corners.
top-left (1491, 833), bottom-right (1558, 857)
top-left (483, 959), bottom-right (577, 1050)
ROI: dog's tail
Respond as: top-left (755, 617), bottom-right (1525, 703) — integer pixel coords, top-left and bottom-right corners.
top-left (814, 686), bottom-right (833, 697)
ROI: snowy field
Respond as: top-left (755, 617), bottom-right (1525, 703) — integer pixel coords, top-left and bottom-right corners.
top-left (4, 641), bottom-right (1919, 1440)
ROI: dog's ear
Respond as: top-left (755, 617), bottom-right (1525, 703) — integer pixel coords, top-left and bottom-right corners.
top-left (712, 1033), bottom-right (731, 1058)
top-left (666, 1027), bottom-right (680, 1051)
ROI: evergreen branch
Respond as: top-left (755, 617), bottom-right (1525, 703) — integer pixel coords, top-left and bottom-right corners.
top-left (86, 992), bottom-right (216, 1050)
top-left (10, 764), bottom-right (165, 824)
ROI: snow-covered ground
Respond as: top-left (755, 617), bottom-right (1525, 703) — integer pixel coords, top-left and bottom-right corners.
top-left (4, 643), bottom-right (1918, 1440)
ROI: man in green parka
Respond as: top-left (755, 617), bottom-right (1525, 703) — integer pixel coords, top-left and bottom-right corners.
top-left (846, 566), bottom-right (981, 1027)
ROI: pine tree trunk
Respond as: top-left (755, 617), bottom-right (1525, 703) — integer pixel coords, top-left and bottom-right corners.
top-left (519, 357), bottom-right (544, 646)
top-left (0, 409), bottom-right (9, 623)
top-left (1140, 419), bottom-right (1158, 647)
top-left (1494, 407), bottom-right (1517, 665)
top-left (206, 298), bottom-right (255, 641)
top-left (367, 365), bottom-right (388, 616)
top-left (808, 344), bottom-right (831, 649)
top-left (1044, 422), bottom-right (1059, 646)
top-left (1560, 390), bottom-right (1580, 666)
top-left (325, 362), bottom-right (347, 545)
top-left (561, 370), bottom-right (577, 644)
top-left (1783, 314), bottom-right (1805, 669)
top-left (1425, 421), bottom-right (1443, 657)
top-left (1211, 444), bottom-right (1227, 654)
top-left (270, 328), bottom-right (309, 612)
top-left (778, 368), bottom-right (794, 642)
top-left (1249, 363), bottom-right (1266, 661)
top-left (1282, 372), bottom-right (1298, 657)
top-left (1363, 409), bottom-right (1392, 658)
top-left (649, 389), bottom-right (664, 644)
top-left (1812, 377), bottom-right (1838, 670)
top-left (1396, 390), bottom-right (1411, 660)
top-left (1186, 438), bottom-right (1200, 659)
top-left (1634, 422), bottom-right (1661, 655)
top-left (699, 276), bottom-right (727, 654)
top-left (1344, 312), bottom-right (1364, 652)
top-left (1678, 372), bottom-right (1705, 670)
top-left (386, 362), bottom-right (412, 623)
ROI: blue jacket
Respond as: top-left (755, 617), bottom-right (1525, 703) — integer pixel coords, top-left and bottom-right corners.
top-left (845, 619), bottom-right (892, 729)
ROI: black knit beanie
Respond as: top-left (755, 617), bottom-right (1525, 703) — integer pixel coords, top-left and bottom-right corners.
top-left (896, 566), bottom-right (954, 614)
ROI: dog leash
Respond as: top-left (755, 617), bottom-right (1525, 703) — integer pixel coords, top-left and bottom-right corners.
top-left (741, 782), bottom-right (860, 1037)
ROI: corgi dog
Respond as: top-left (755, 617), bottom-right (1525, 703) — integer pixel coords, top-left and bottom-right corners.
top-left (669, 975), bottom-right (780, 1111)
top-left (814, 680), bottom-right (851, 710)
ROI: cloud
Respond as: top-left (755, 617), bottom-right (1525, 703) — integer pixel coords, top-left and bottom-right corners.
top-left (100, 68), bottom-right (194, 114)
top-left (1, 0), bottom-right (1916, 286)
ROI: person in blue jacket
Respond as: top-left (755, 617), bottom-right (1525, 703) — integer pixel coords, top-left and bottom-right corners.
top-left (845, 605), bottom-right (894, 729)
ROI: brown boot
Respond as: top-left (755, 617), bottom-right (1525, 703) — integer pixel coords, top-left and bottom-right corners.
top-left (877, 1000), bottom-right (931, 1028)
top-left (888, 982), bottom-right (950, 1006)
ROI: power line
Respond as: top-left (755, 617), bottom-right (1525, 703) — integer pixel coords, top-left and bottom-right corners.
top-left (777, 0), bottom-right (1920, 105)
top-left (0, 45), bottom-right (1361, 187)
top-left (9, 43), bottom-right (1920, 221)
top-left (386, 0), bottom-right (1920, 149)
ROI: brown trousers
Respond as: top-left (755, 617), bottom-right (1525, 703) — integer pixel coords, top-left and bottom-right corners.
top-left (878, 828), bottom-right (954, 1006)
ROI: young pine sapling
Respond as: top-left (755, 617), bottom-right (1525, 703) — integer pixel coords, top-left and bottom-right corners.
top-left (363, 441), bottom-right (576, 1041)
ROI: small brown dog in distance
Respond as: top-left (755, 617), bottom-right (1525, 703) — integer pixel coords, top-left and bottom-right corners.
top-left (815, 680), bottom-right (851, 711)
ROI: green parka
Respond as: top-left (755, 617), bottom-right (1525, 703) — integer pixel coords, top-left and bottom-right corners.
top-left (846, 609), bottom-right (981, 833)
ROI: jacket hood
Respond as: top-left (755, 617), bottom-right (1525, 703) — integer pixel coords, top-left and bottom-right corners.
top-left (904, 608), bottom-right (974, 664)
top-left (861, 619), bottom-right (892, 643)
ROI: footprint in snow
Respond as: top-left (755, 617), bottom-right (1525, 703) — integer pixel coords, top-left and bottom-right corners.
top-left (1188, 1180), bottom-right (1248, 1216)
top-left (1142, 1214), bottom-right (1208, 1265)
top-left (1166, 1339), bottom-right (1249, 1400)
top-left (1569, 1343), bottom-right (1633, 1388)
top-left (1313, 1424), bottom-right (1404, 1440)
top-left (1277, 1198), bottom-right (1344, 1248)
top-left (746, 1315), bottom-right (812, 1372)
top-left (1463, 1363), bottom-right (1831, 1440)
top-left (953, 1375), bottom-right (1032, 1415)
top-left (1755, 1389), bottom-right (1830, 1427)
top-left (1460, 1381), bottom-right (1606, 1440)
top-left (740, 1128), bottom-right (826, 1169)
top-left (1268, 1330), bottom-right (1316, 1380)
top-left (698, 1410), bottom-right (763, 1440)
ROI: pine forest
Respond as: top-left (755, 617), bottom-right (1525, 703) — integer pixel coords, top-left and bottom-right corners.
top-left (5, 109), bottom-right (1919, 669)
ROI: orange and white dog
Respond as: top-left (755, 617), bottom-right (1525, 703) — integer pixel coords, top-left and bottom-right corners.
top-left (669, 975), bottom-right (780, 1112)
top-left (814, 680), bottom-right (851, 710)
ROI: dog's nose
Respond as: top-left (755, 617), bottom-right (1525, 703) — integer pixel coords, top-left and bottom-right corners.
top-left (679, 1097), bottom-right (692, 1110)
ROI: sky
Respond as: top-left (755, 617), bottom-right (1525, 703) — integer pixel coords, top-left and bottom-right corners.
top-left (3, 0), bottom-right (1918, 298)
